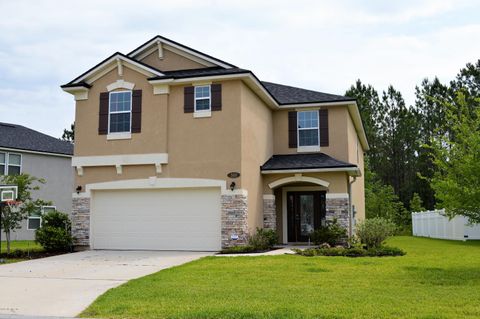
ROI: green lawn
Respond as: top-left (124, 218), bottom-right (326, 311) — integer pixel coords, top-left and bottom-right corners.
top-left (82, 237), bottom-right (480, 319)
top-left (0, 240), bottom-right (43, 254)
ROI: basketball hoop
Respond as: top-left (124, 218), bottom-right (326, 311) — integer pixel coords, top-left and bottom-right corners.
top-left (4, 200), bottom-right (22, 213)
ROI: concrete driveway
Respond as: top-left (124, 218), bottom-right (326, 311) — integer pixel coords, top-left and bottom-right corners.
top-left (0, 250), bottom-right (213, 317)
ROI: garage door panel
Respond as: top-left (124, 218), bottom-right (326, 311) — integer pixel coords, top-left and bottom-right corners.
top-left (91, 188), bottom-right (221, 251)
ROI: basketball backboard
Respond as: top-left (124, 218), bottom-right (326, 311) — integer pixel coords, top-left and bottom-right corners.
top-left (0, 185), bottom-right (18, 202)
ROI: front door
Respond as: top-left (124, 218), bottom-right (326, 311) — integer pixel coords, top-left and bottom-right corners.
top-left (287, 191), bottom-right (326, 242)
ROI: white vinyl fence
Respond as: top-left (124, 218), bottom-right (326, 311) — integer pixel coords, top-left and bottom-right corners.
top-left (412, 209), bottom-right (480, 240)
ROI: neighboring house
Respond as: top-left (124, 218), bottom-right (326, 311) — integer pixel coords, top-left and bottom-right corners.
top-left (61, 35), bottom-right (368, 251)
top-left (0, 122), bottom-right (74, 240)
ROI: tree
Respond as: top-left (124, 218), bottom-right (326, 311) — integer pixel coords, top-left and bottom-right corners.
top-left (409, 193), bottom-right (425, 213)
top-left (364, 161), bottom-right (409, 228)
top-left (61, 122), bottom-right (75, 143)
top-left (0, 174), bottom-right (50, 253)
top-left (430, 91), bottom-right (480, 223)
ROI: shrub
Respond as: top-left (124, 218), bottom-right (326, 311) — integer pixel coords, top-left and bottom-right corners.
top-left (248, 228), bottom-right (277, 251)
top-left (310, 219), bottom-right (347, 246)
top-left (35, 211), bottom-right (72, 252)
top-left (355, 217), bottom-right (396, 248)
top-left (220, 245), bottom-right (256, 254)
top-left (294, 245), bottom-right (405, 257)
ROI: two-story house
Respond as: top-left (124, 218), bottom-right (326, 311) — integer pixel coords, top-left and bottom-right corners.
top-left (62, 35), bottom-right (368, 251)
top-left (0, 122), bottom-right (74, 240)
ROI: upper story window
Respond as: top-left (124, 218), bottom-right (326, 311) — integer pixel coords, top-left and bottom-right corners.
top-left (194, 85), bottom-right (211, 112)
top-left (109, 91), bottom-right (132, 133)
top-left (0, 152), bottom-right (21, 175)
top-left (297, 111), bottom-right (319, 147)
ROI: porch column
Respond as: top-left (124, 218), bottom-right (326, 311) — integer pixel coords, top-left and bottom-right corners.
top-left (72, 194), bottom-right (91, 248)
top-left (263, 194), bottom-right (276, 230)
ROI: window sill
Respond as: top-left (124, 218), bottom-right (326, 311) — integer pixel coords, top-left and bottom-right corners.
top-left (297, 145), bottom-right (321, 153)
top-left (193, 110), bottom-right (212, 118)
top-left (107, 132), bottom-right (132, 140)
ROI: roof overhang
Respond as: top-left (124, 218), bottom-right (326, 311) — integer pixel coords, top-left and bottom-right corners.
top-left (261, 167), bottom-right (362, 177)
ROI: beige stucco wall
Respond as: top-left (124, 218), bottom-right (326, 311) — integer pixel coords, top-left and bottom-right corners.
top-left (140, 48), bottom-right (207, 71)
top-left (272, 107), bottom-right (351, 162)
top-left (75, 64), bottom-right (243, 189)
top-left (262, 172), bottom-right (348, 194)
top-left (347, 114), bottom-right (365, 221)
top-left (240, 82), bottom-right (274, 232)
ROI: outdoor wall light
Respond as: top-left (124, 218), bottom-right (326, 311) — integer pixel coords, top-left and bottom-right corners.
top-left (76, 185), bottom-right (82, 194)
top-left (230, 182), bottom-right (236, 191)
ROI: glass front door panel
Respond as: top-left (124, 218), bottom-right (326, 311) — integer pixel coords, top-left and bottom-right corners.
top-left (299, 195), bottom-right (315, 236)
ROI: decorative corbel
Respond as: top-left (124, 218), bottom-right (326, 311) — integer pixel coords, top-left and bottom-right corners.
top-left (117, 58), bottom-right (123, 76)
top-left (116, 165), bottom-right (122, 175)
top-left (157, 40), bottom-right (164, 59)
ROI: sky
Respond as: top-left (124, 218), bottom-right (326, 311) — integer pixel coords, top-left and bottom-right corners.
top-left (1, 0), bottom-right (480, 137)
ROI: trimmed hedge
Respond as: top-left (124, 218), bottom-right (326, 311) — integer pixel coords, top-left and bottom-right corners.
top-left (293, 245), bottom-right (405, 257)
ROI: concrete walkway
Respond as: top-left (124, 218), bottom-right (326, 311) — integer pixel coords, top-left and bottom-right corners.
top-left (0, 250), bottom-right (213, 317)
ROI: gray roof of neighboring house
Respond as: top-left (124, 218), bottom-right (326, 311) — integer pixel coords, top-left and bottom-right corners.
top-left (261, 153), bottom-right (356, 171)
top-left (0, 122), bottom-right (73, 156)
top-left (261, 81), bottom-right (355, 105)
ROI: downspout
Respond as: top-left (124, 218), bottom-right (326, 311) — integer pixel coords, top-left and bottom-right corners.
top-left (348, 176), bottom-right (357, 238)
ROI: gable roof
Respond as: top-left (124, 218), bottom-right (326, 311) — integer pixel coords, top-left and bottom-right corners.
top-left (128, 35), bottom-right (236, 69)
top-left (0, 122), bottom-right (73, 156)
top-left (262, 81), bottom-right (355, 105)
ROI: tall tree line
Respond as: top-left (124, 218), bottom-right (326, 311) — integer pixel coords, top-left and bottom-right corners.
top-left (346, 59), bottom-right (480, 225)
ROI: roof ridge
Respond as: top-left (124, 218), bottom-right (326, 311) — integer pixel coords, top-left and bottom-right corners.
top-left (262, 81), bottom-right (353, 99)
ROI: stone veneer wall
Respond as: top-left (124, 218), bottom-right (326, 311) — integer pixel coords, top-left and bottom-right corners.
top-left (72, 197), bottom-right (90, 247)
top-left (325, 197), bottom-right (350, 231)
top-left (263, 196), bottom-right (276, 230)
top-left (221, 193), bottom-right (248, 248)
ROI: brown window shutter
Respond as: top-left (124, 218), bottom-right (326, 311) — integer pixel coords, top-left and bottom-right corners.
top-left (131, 90), bottom-right (142, 133)
top-left (184, 86), bottom-right (194, 113)
top-left (211, 84), bottom-right (222, 111)
top-left (288, 111), bottom-right (297, 148)
top-left (98, 92), bottom-right (109, 135)
top-left (319, 109), bottom-right (329, 147)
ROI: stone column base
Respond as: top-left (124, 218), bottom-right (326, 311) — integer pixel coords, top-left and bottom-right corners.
top-left (326, 196), bottom-right (349, 232)
top-left (72, 196), bottom-right (90, 247)
top-left (221, 192), bottom-right (248, 248)
top-left (263, 195), bottom-right (276, 230)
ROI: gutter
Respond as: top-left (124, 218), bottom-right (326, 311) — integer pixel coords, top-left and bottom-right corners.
top-left (348, 176), bottom-right (357, 238)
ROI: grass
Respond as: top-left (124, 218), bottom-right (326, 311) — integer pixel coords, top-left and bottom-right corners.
top-left (81, 236), bottom-right (480, 319)
top-left (0, 240), bottom-right (44, 264)
top-left (0, 240), bottom-right (43, 254)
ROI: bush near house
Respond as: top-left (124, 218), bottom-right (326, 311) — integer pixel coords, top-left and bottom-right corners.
top-left (310, 219), bottom-right (347, 246)
top-left (220, 228), bottom-right (277, 254)
top-left (355, 217), bottom-right (397, 248)
top-left (35, 211), bottom-right (73, 252)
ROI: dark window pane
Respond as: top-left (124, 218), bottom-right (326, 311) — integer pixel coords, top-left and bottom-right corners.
top-left (195, 98), bottom-right (210, 111)
top-left (28, 218), bottom-right (41, 230)
top-left (0, 153), bottom-right (5, 164)
top-left (110, 113), bottom-right (131, 133)
top-left (7, 165), bottom-right (20, 175)
top-left (299, 129), bottom-right (319, 146)
top-left (0, 164), bottom-right (4, 175)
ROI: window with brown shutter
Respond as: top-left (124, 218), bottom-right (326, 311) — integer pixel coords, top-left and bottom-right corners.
top-left (211, 84), bottom-right (222, 111)
top-left (319, 109), bottom-right (329, 147)
top-left (184, 86), bottom-right (194, 113)
top-left (98, 92), bottom-right (109, 135)
top-left (131, 90), bottom-right (142, 133)
top-left (288, 111), bottom-right (297, 148)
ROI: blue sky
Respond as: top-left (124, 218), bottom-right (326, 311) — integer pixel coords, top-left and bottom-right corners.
top-left (1, 0), bottom-right (479, 137)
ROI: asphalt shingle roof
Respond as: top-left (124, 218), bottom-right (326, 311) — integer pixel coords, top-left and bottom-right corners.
top-left (261, 153), bottom-right (356, 171)
top-left (0, 122), bottom-right (73, 156)
top-left (261, 81), bottom-right (355, 105)
top-left (149, 67), bottom-right (250, 80)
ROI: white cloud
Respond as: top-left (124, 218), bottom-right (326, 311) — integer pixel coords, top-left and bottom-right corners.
top-left (1, 0), bottom-right (480, 136)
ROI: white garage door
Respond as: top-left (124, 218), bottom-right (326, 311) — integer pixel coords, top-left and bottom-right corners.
top-left (90, 188), bottom-right (221, 251)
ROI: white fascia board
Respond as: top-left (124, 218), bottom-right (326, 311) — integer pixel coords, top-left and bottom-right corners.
top-left (148, 73), bottom-right (278, 109)
top-left (261, 167), bottom-right (361, 176)
top-left (72, 54), bottom-right (164, 85)
top-left (0, 147), bottom-right (72, 158)
top-left (347, 102), bottom-right (370, 151)
top-left (86, 177), bottom-right (227, 193)
top-left (129, 36), bottom-right (233, 69)
top-left (72, 153), bottom-right (168, 167)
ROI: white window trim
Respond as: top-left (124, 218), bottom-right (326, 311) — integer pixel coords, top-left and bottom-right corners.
top-left (297, 110), bottom-right (320, 152)
top-left (194, 85), bottom-right (211, 113)
top-left (27, 206), bottom-right (56, 230)
top-left (108, 90), bottom-right (132, 134)
top-left (27, 216), bottom-right (41, 230)
top-left (0, 152), bottom-right (22, 175)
